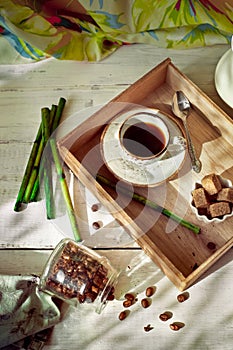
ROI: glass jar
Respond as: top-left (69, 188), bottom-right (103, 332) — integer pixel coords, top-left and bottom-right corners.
top-left (39, 238), bottom-right (119, 313)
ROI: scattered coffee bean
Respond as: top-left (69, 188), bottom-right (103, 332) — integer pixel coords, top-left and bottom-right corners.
top-left (159, 311), bottom-right (172, 322)
top-left (177, 292), bottom-right (189, 303)
top-left (192, 263), bottom-right (198, 271)
top-left (122, 293), bottom-right (136, 307)
top-left (177, 294), bottom-right (185, 303)
top-left (141, 298), bottom-right (150, 308)
top-left (124, 293), bottom-right (135, 301)
top-left (123, 299), bottom-right (133, 308)
top-left (118, 310), bottom-right (128, 321)
top-left (207, 242), bottom-right (216, 250)
top-left (144, 324), bottom-right (154, 332)
top-left (116, 286), bottom-right (189, 334)
top-left (159, 313), bottom-right (169, 322)
top-left (170, 323), bottom-right (179, 331)
top-left (169, 322), bottom-right (185, 331)
top-left (92, 221), bottom-right (103, 230)
top-left (145, 286), bottom-right (155, 297)
top-left (91, 203), bottom-right (101, 212)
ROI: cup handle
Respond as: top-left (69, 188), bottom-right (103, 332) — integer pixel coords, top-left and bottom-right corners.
top-left (166, 136), bottom-right (187, 157)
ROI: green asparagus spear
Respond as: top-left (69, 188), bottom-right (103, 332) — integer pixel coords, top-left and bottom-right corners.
top-left (14, 124), bottom-right (42, 211)
top-left (50, 138), bottom-right (81, 242)
top-left (30, 104), bottom-right (57, 202)
top-left (22, 108), bottom-right (50, 203)
top-left (41, 107), bottom-right (56, 219)
top-left (51, 97), bottom-right (66, 133)
top-left (96, 174), bottom-right (200, 234)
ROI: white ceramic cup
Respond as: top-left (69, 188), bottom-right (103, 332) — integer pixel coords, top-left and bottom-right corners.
top-left (118, 112), bottom-right (170, 165)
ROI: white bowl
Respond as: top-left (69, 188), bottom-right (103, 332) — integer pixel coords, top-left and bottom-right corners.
top-left (190, 176), bottom-right (233, 224)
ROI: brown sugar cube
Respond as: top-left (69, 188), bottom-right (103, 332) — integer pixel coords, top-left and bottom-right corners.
top-left (192, 188), bottom-right (209, 209)
top-left (209, 201), bottom-right (231, 218)
top-left (217, 188), bottom-right (233, 203)
top-left (201, 174), bottom-right (222, 195)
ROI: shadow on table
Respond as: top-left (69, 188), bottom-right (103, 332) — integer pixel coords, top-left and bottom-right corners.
top-left (105, 248), bottom-right (165, 299)
top-left (194, 246), bottom-right (233, 286)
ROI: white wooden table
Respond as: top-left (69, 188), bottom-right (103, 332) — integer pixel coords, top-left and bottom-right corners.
top-left (1, 44), bottom-right (233, 349)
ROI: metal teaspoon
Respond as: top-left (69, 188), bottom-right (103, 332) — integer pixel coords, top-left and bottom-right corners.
top-left (172, 90), bottom-right (202, 173)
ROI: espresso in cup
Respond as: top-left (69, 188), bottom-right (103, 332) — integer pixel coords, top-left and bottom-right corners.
top-left (119, 112), bottom-right (169, 164)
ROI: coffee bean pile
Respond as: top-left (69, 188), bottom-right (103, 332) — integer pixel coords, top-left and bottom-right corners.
top-left (44, 241), bottom-right (115, 305)
top-left (118, 286), bottom-right (189, 332)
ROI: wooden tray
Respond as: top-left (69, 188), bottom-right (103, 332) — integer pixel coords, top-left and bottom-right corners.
top-left (58, 58), bottom-right (233, 291)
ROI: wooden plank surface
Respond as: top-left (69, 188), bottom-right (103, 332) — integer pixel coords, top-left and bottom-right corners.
top-left (0, 43), bottom-right (233, 349)
top-left (0, 248), bottom-right (233, 350)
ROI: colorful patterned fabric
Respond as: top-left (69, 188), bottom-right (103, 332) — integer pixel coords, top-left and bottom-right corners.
top-left (0, 0), bottom-right (232, 63)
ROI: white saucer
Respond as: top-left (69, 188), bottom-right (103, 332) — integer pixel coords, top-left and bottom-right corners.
top-left (215, 48), bottom-right (233, 108)
top-left (101, 108), bottom-right (186, 186)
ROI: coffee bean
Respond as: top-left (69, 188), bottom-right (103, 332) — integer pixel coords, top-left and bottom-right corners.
top-left (192, 263), bottom-right (198, 271)
top-left (159, 312), bottom-right (172, 322)
top-left (177, 294), bottom-right (185, 302)
top-left (91, 203), bottom-right (101, 212)
top-left (141, 298), bottom-right (150, 308)
top-left (118, 311), bottom-right (128, 321)
top-left (92, 221), bottom-right (103, 230)
top-left (145, 286), bottom-right (155, 297)
top-left (124, 293), bottom-right (135, 301)
top-left (169, 322), bottom-right (185, 331)
top-left (123, 299), bottom-right (132, 308)
top-left (170, 323), bottom-right (179, 331)
top-left (106, 293), bottom-right (115, 301)
top-left (207, 242), bottom-right (216, 250)
top-left (159, 314), bottom-right (169, 322)
top-left (177, 292), bottom-right (189, 303)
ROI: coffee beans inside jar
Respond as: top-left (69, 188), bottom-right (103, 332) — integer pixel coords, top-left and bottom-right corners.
top-left (39, 239), bottom-right (118, 313)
